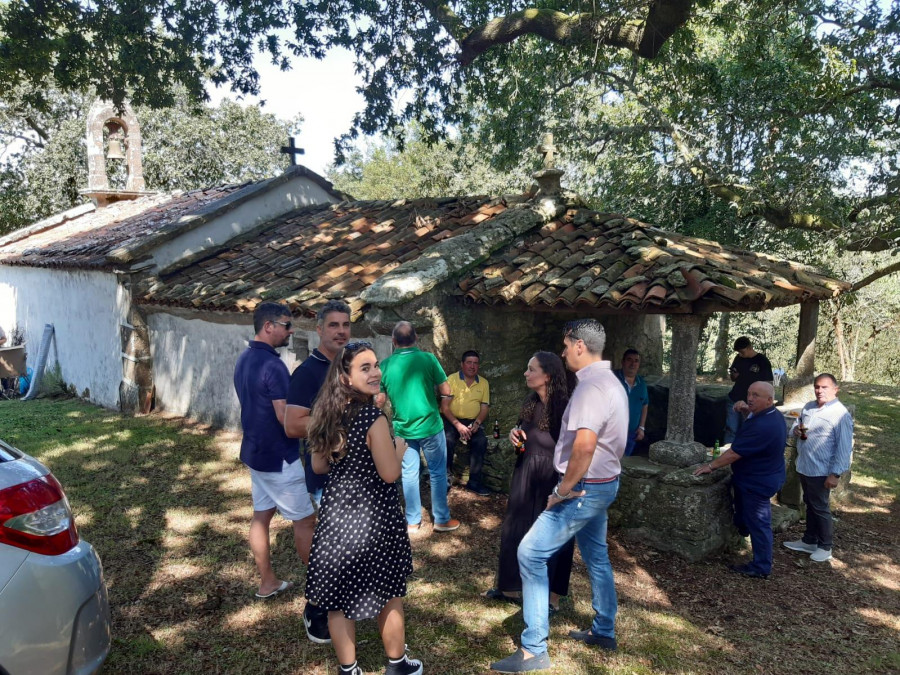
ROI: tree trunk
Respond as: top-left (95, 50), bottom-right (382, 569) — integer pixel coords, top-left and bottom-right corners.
top-left (833, 309), bottom-right (849, 381)
top-left (713, 312), bottom-right (731, 380)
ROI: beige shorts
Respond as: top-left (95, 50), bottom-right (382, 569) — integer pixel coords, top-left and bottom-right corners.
top-left (250, 459), bottom-right (314, 521)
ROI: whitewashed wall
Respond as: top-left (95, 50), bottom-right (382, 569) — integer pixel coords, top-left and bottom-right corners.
top-left (0, 265), bottom-right (128, 407)
top-left (147, 310), bottom-right (303, 429)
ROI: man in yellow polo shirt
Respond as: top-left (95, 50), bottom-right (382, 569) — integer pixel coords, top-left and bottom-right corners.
top-left (442, 350), bottom-right (491, 496)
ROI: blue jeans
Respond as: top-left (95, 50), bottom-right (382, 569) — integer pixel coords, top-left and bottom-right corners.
top-left (732, 483), bottom-right (774, 575)
top-left (624, 434), bottom-right (636, 457)
top-left (402, 430), bottom-right (451, 526)
top-left (518, 479), bottom-right (619, 656)
top-left (724, 402), bottom-right (742, 444)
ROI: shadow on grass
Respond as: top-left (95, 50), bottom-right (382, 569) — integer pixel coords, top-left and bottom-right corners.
top-left (2, 392), bottom-right (898, 674)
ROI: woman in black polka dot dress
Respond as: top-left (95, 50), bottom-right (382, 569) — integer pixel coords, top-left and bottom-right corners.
top-left (307, 342), bottom-right (421, 675)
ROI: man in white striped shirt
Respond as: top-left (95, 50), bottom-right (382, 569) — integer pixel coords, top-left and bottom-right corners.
top-left (784, 374), bottom-right (854, 563)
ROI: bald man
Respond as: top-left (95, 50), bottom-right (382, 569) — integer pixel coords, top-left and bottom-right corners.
top-left (695, 382), bottom-right (786, 578)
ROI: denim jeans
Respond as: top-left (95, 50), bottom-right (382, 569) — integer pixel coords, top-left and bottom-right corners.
top-left (401, 430), bottom-right (451, 526)
top-left (799, 474), bottom-right (833, 550)
top-left (517, 478), bottom-right (619, 656)
top-left (623, 434), bottom-right (636, 457)
top-left (724, 403), bottom-right (742, 444)
top-left (732, 483), bottom-right (773, 575)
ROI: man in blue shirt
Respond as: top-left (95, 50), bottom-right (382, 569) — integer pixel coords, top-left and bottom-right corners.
top-left (694, 381), bottom-right (786, 578)
top-left (285, 299), bottom-right (352, 505)
top-left (613, 349), bottom-right (649, 456)
top-left (234, 302), bottom-right (319, 610)
top-left (783, 373), bottom-right (853, 563)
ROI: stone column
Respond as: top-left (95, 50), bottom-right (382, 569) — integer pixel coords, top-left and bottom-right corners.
top-left (649, 314), bottom-right (707, 466)
top-left (119, 305), bottom-right (154, 414)
top-left (617, 312), bottom-right (734, 561)
top-left (783, 300), bottom-right (819, 406)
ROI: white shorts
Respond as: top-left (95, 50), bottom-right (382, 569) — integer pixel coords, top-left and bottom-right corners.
top-left (250, 459), bottom-right (314, 521)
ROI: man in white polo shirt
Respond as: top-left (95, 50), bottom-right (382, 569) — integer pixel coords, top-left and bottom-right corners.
top-left (783, 373), bottom-right (853, 563)
top-left (490, 319), bottom-right (628, 673)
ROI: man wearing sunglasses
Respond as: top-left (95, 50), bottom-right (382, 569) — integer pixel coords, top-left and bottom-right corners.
top-left (234, 302), bottom-right (316, 608)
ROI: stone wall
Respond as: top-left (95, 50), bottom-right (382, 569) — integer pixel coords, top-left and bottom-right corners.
top-left (610, 457), bottom-right (734, 561)
top-left (364, 292), bottom-right (664, 491)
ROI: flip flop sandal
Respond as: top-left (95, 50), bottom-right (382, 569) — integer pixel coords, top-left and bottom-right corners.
top-left (255, 580), bottom-right (294, 599)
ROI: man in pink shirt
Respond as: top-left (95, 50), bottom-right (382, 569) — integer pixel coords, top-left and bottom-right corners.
top-left (491, 319), bottom-right (628, 673)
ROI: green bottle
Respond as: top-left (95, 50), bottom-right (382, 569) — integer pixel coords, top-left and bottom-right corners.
top-left (713, 440), bottom-right (720, 458)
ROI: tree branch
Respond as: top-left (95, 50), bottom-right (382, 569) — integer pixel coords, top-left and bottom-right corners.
top-left (22, 115), bottom-right (50, 143)
top-left (415, 0), bottom-right (469, 43)
top-left (849, 259), bottom-right (900, 291)
top-left (417, 0), bottom-right (695, 67)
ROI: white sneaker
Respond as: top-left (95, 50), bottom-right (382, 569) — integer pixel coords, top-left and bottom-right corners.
top-left (783, 539), bottom-right (817, 553)
top-left (810, 548), bottom-right (833, 562)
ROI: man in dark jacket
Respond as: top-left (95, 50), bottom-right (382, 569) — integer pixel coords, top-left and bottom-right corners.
top-left (695, 381), bottom-right (786, 578)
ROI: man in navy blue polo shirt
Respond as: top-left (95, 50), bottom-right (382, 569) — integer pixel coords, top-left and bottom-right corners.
top-left (234, 302), bottom-right (319, 608)
top-left (694, 381), bottom-right (786, 578)
top-left (285, 299), bottom-right (351, 506)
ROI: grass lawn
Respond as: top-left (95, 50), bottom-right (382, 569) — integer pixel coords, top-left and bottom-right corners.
top-left (1, 382), bottom-right (898, 674)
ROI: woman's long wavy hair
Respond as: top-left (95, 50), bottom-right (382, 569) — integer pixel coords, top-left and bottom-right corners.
top-left (519, 351), bottom-right (570, 442)
top-left (307, 344), bottom-right (377, 465)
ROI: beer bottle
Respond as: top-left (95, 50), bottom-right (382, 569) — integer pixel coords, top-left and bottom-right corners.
top-left (493, 420), bottom-right (500, 439)
top-left (713, 440), bottom-right (720, 458)
top-left (513, 424), bottom-right (525, 455)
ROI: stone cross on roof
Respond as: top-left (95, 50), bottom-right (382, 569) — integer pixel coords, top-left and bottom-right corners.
top-left (538, 133), bottom-right (557, 170)
top-left (533, 132), bottom-right (564, 196)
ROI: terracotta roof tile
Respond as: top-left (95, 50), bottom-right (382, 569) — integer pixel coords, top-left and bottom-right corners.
top-left (456, 211), bottom-right (849, 312)
top-left (6, 177), bottom-right (847, 316)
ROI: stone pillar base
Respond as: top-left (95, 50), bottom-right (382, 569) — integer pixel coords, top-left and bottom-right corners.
top-left (648, 439), bottom-right (707, 467)
top-left (610, 457), bottom-right (733, 562)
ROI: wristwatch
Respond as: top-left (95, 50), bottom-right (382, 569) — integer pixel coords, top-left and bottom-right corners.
top-left (552, 485), bottom-right (570, 500)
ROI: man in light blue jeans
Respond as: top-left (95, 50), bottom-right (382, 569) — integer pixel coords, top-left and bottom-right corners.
top-left (381, 321), bottom-right (460, 533)
top-left (491, 319), bottom-right (628, 673)
top-left (402, 430), bottom-right (452, 527)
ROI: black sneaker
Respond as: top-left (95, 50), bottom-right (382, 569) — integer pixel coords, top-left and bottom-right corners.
top-left (337, 663), bottom-right (363, 675)
top-left (303, 602), bottom-right (332, 644)
top-left (728, 563), bottom-right (769, 579)
top-left (385, 651), bottom-right (423, 675)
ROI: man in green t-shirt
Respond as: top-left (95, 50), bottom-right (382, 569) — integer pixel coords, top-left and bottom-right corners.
top-left (381, 321), bottom-right (461, 533)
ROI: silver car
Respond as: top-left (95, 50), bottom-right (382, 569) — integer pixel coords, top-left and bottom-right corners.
top-left (0, 439), bottom-right (111, 675)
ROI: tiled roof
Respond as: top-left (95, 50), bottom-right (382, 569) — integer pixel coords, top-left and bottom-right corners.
top-left (458, 210), bottom-right (848, 312)
top-left (0, 185), bottom-right (247, 269)
top-left (138, 196), bottom-right (507, 317)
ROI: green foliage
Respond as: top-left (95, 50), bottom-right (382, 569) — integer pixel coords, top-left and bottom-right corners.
top-left (2, 1), bottom-right (899, 268)
top-left (327, 125), bottom-right (531, 199)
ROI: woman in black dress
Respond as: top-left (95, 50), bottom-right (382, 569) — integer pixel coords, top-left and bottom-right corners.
top-left (306, 343), bottom-right (422, 675)
top-left (482, 351), bottom-right (574, 612)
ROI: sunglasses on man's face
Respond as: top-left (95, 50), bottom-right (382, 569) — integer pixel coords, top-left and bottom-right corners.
top-left (271, 320), bottom-right (292, 329)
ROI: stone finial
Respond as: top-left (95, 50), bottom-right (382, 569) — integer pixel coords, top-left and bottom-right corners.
top-left (84, 99), bottom-right (148, 206)
top-left (532, 132), bottom-right (564, 196)
top-left (538, 132), bottom-right (557, 170)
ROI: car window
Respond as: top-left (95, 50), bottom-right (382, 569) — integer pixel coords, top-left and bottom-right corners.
top-left (0, 440), bottom-right (23, 463)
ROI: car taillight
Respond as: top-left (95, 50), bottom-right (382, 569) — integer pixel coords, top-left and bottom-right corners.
top-left (0, 473), bottom-right (79, 555)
